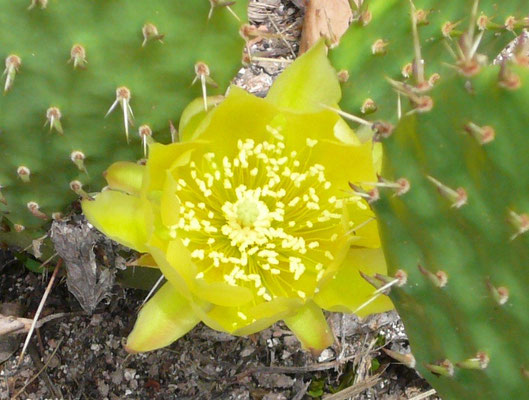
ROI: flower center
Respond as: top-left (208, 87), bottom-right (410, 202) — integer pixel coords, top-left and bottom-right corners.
top-left (220, 187), bottom-right (279, 253)
top-left (236, 196), bottom-right (264, 227)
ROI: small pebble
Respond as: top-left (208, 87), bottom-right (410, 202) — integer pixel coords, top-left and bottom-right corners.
top-left (124, 368), bottom-right (136, 381)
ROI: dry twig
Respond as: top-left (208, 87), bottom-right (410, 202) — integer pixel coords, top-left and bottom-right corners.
top-left (267, 13), bottom-right (296, 58)
top-left (17, 259), bottom-right (62, 365)
top-left (27, 341), bottom-right (62, 399)
top-left (408, 388), bottom-right (438, 400)
top-left (322, 366), bottom-right (387, 400)
top-left (292, 381), bottom-right (310, 400)
top-left (11, 337), bottom-right (64, 399)
top-left (0, 312), bottom-right (85, 336)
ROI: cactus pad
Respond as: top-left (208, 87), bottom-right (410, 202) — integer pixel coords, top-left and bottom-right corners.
top-left (330, 0), bottom-right (529, 121)
top-left (0, 0), bottom-right (247, 250)
top-left (373, 64), bottom-right (529, 399)
top-left (327, 0), bottom-right (529, 397)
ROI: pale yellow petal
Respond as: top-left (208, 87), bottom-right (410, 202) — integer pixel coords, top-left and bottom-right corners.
top-left (104, 161), bottom-right (145, 195)
top-left (125, 282), bottom-right (201, 353)
top-left (160, 172), bottom-right (181, 227)
top-left (82, 190), bottom-right (149, 252)
top-left (266, 40), bottom-right (341, 112)
top-left (315, 247), bottom-right (394, 317)
top-left (283, 300), bottom-right (333, 355)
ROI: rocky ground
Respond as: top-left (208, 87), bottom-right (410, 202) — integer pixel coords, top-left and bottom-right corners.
top-left (0, 251), bottom-right (436, 399)
top-left (0, 1), bottom-right (440, 399)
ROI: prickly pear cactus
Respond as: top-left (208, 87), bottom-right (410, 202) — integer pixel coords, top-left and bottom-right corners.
top-left (374, 65), bottom-right (529, 399)
top-left (330, 0), bottom-right (529, 121)
top-left (341, 0), bottom-right (529, 398)
top-left (0, 0), bottom-right (247, 251)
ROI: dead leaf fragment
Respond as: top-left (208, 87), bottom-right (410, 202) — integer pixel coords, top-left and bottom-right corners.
top-left (300, 0), bottom-right (352, 54)
top-left (51, 219), bottom-right (115, 314)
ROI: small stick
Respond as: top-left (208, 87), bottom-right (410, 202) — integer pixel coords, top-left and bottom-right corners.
top-left (3, 375), bottom-right (9, 399)
top-left (28, 341), bottom-right (62, 399)
top-left (0, 311), bottom-right (84, 336)
top-left (233, 353), bottom-right (361, 381)
top-left (17, 259), bottom-right (62, 365)
top-left (292, 381), bottom-right (310, 400)
top-left (408, 389), bottom-right (438, 400)
top-left (40, 252), bottom-right (58, 269)
top-left (338, 313), bottom-right (347, 361)
top-left (251, 56), bottom-right (293, 64)
top-left (322, 366), bottom-right (387, 400)
top-left (11, 337), bottom-right (64, 399)
top-left (267, 13), bottom-right (296, 58)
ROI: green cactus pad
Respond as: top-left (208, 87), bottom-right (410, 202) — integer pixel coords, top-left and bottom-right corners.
top-left (0, 0), bottom-right (247, 249)
top-left (330, 0), bottom-right (529, 122)
top-left (373, 65), bottom-right (529, 399)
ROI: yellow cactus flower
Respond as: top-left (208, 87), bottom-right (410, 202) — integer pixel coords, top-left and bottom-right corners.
top-left (82, 41), bottom-right (392, 354)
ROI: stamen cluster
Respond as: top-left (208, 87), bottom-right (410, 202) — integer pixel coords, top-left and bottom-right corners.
top-left (168, 128), bottom-right (349, 304)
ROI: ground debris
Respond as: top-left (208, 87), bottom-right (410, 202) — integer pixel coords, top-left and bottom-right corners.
top-left (255, 372), bottom-right (295, 388)
top-left (0, 303), bottom-right (23, 363)
top-left (50, 217), bottom-right (120, 314)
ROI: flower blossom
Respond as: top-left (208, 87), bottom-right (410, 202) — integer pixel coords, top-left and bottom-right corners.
top-left (82, 41), bottom-right (392, 354)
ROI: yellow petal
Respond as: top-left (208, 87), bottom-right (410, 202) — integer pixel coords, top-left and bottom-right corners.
top-left (164, 238), bottom-right (196, 284)
top-left (147, 239), bottom-right (192, 299)
top-left (82, 190), bottom-right (149, 252)
top-left (160, 172), bottom-right (181, 227)
top-left (334, 117), bottom-right (361, 145)
top-left (283, 300), bottom-right (334, 355)
top-left (124, 282), bottom-right (201, 353)
top-left (104, 161), bottom-right (145, 195)
top-left (194, 279), bottom-right (254, 308)
top-left (345, 202), bottom-right (381, 248)
top-left (200, 297), bottom-right (301, 335)
top-left (314, 247), bottom-right (394, 317)
top-left (150, 238), bottom-right (254, 307)
top-left (266, 40), bottom-right (341, 112)
top-left (317, 139), bottom-right (376, 191)
top-left (145, 142), bottom-right (200, 192)
top-left (273, 109), bottom-right (346, 148)
top-left (178, 95), bottom-right (224, 142)
top-left (196, 86), bottom-right (278, 157)
top-left (234, 297), bottom-right (302, 335)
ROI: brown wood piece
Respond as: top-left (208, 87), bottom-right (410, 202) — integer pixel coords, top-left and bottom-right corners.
top-left (299, 0), bottom-right (353, 54)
